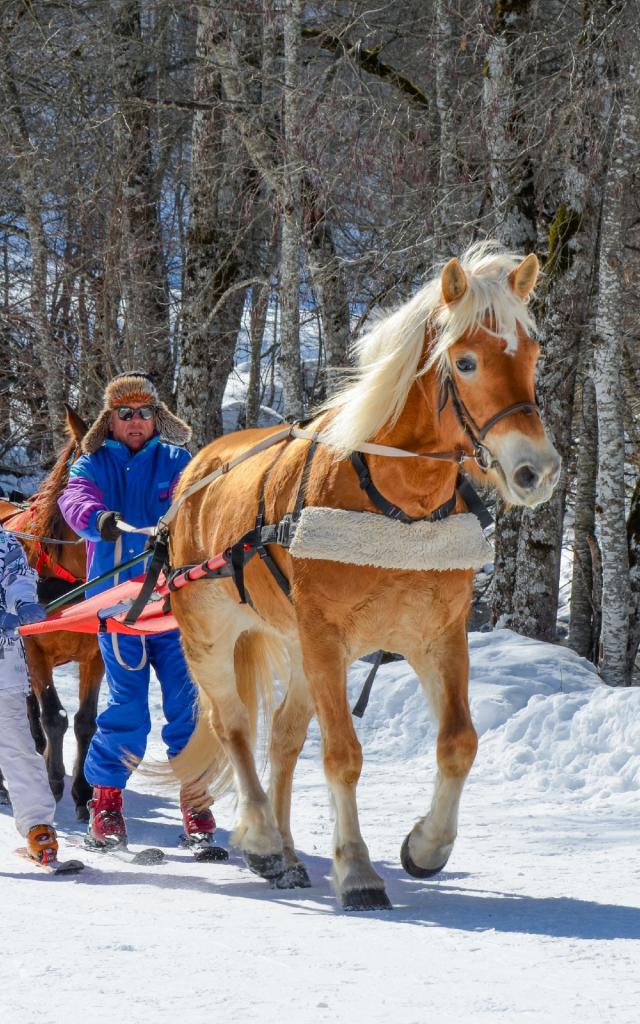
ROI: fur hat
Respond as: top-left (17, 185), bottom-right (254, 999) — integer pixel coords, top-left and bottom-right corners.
top-left (82, 371), bottom-right (192, 454)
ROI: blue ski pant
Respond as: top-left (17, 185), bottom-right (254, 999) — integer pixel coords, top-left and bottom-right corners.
top-left (84, 631), bottom-right (198, 789)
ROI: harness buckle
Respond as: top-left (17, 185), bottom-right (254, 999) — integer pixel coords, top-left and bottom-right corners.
top-left (275, 514), bottom-right (298, 548)
top-left (473, 444), bottom-right (494, 472)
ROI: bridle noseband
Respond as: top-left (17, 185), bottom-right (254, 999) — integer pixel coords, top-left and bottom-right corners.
top-left (438, 374), bottom-right (538, 471)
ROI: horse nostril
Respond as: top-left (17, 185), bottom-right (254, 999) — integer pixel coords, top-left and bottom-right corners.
top-left (513, 464), bottom-right (539, 491)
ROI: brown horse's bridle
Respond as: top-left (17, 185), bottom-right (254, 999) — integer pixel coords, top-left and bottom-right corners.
top-left (437, 374), bottom-right (538, 472)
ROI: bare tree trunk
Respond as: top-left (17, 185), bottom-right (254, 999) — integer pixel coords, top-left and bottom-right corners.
top-left (627, 479), bottom-right (640, 683)
top-left (500, 1), bottom-right (619, 640)
top-left (1, 47), bottom-right (66, 446)
top-left (482, 0), bottom-right (537, 251)
top-left (569, 377), bottom-right (598, 658)
top-left (111, 0), bottom-right (171, 393)
top-left (433, 0), bottom-right (476, 259)
top-left (303, 175), bottom-right (350, 398)
top-left (279, 0), bottom-right (304, 420)
top-left (177, 3), bottom-right (251, 447)
top-left (592, 82), bottom-right (637, 685)
top-left (482, 0), bottom-right (536, 625)
top-left (246, 282), bottom-right (271, 428)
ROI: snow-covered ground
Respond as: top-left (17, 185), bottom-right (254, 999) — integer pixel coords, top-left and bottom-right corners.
top-left (1, 629), bottom-right (638, 1023)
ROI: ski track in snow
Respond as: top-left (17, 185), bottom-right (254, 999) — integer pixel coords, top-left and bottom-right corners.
top-left (1, 629), bottom-right (638, 1023)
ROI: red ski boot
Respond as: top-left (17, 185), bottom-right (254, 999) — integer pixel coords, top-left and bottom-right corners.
top-left (86, 786), bottom-right (128, 849)
top-left (179, 789), bottom-right (228, 862)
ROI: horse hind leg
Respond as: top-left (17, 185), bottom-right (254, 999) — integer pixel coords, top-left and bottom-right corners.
top-left (181, 617), bottom-right (285, 882)
top-left (268, 654), bottom-right (314, 889)
top-left (402, 623), bottom-right (478, 878)
top-left (71, 650), bottom-right (102, 820)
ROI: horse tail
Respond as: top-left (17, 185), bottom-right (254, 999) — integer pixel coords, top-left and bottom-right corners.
top-left (136, 630), bottom-right (285, 802)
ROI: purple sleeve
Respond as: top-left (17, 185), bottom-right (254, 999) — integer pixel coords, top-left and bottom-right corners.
top-left (58, 473), bottom-right (107, 543)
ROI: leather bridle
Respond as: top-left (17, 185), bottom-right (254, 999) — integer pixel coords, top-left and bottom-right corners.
top-left (437, 374), bottom-right (538, 472)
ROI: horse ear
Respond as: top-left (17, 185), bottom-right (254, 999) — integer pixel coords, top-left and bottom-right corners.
top-left (508, 253), bottom-right (539, 300)
top-left (65, 403), bottom-right (88, 442)
top-left (441, 258), bottom-right (468, 305)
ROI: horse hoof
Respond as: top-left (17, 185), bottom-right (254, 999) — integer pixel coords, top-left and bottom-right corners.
top-left (342, 887), bottom-right (392, 912)
top-left (400, 835), bottom-right (448, 879)
top-left (243, 850), bottom-right (285, 880)
top-left (75, 804), bottom-right (90, 823)
top-left (50, 782), bottom-right (65, 803)
top-left (271, 863), bottom-right (312, 890)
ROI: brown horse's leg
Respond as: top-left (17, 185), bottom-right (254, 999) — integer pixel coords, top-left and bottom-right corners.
top-left (181, 609), bottom-right (285, 881)
top-left (24, 644), bottom-right (69, 802)
top-left (71, 650), bottom-right (103, 820)
top-left (300, 629), bottom-right (391, 911)
top-left (268, 652), bottom-right (314, 888)
top-left (26, 690), bottom-right (46, 754)
top-left (403, 619), bottom-right (478, 877)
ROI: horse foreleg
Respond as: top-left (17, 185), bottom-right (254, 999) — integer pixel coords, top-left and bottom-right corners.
top-left (71, 651), bottom-right (102, 820)
top-left (268, 655), bottom-right (314, 889)
top-left (39, 682), bottom-right (69, 802)
top-left (403, 620), bottom-right (478, 878)
top-left (25, 645), bottom-right (68, 802)
top-left (301, 631), bottom-right (391, 911)
top-left (26, 690), bottom-right (46, 754)
top-left (181, 624), bottom-right (285, 881)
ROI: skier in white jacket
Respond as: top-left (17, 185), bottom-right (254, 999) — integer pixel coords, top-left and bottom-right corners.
top-left (0, 522), bottom-right (57, 863)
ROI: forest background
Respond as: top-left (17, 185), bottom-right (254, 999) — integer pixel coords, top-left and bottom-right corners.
top-left (1, 0), bottom-right (639, 685)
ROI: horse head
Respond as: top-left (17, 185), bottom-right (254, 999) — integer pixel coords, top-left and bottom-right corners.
top-left (436, 252), bottom-right (560, 508)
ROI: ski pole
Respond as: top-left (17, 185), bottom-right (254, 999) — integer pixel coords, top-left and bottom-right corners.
top-left (44, 549), bottom-right (153, 614)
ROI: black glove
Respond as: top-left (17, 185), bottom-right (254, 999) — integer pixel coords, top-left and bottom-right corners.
top-left (96, 511), bottom-right (122, 542)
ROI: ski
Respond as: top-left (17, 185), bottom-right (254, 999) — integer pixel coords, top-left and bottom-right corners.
top-left (15, 848), bottom-right (85, 875)
top-left (66, 836), bottom-right (165, 866)
top-left (178, 833), bottom-right (229, 863)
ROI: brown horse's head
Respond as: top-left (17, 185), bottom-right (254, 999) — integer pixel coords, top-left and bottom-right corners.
top-left (437, 253), bottom-right (560, 507)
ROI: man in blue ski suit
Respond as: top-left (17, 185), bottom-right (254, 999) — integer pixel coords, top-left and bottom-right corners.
top-left (59, 371), bottom-right (225, 856)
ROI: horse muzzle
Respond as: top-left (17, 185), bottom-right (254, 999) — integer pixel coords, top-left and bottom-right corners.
top-left (490, 434), bottom-right (561, 508)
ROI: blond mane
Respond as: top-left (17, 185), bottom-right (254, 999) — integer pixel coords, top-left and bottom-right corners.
top-left (320, 240), bottom-right (537, 456)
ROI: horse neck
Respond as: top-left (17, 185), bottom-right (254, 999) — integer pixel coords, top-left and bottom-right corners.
top-left (366, 366), bottom-right (464, 518)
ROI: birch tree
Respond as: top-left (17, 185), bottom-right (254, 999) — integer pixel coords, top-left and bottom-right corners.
top-left (592, 53), bottom-right (638, 685)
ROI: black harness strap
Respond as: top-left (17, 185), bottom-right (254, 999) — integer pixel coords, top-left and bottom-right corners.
top-left (351, 650), bottom-right (384, 719)
top-left (350, 451), bottom-right (456, 524)
top-left (457, 476), bottom-right (494, 533)
top-left (123, 532), bottom-right (170, 626)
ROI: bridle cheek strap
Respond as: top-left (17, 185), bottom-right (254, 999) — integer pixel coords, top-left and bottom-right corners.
top-left (439, 375), bottom-right (538, 472)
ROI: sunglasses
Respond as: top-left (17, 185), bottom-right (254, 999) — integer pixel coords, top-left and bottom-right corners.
top-left (115, 405), bottom-right (156, 421)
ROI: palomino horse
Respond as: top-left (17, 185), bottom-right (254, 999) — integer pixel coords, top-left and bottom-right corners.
top-left (0, 408), bottom-right (103, 820)
top-left (165, 242), bottom-right (560, 910)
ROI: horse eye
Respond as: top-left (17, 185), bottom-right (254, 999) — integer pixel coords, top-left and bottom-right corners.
top-left (455, 356), bottom-right (477, 374)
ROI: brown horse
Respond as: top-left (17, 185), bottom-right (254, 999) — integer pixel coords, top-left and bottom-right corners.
top-left (163, 242), bottom-right (560, 909)
top-left (0, 407), bottom-right (103, 820)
